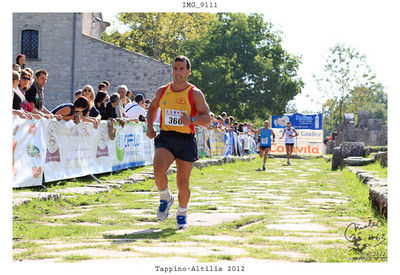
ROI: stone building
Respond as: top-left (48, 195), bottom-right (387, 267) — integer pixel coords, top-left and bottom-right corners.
top-left (12, 12), bottom-right (172, 110)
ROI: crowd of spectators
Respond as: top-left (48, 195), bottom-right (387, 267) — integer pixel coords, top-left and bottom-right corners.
top-left (12, 54), bottom-right (260, 152)
top-left (12, 54), bottom-right (151, 128)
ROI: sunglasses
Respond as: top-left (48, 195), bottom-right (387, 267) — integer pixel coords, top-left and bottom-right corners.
top-left (83, 89), bottom-right (91, 92)
top-left (21, 76), bottom-right (31, 80)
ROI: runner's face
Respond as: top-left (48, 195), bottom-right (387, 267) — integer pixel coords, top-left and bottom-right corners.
top-left (264, 122), bottom-right (269, 128)
top-left (172, 61), bottom-right (190, 84)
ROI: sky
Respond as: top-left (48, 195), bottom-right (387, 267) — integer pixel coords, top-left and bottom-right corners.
top-left (101, 0), bottom-right (400, 114)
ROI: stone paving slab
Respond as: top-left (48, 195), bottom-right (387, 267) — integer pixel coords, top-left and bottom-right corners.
top-left (187, 212), bottom-right (260, 227)
top-left (265, 223), bottom-right (333, 232)
top-left (53, 186), bottom-right (110, 195)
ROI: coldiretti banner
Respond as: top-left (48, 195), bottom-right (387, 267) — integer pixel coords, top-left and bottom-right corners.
top-left (271, 128), bottom-right (324, 156)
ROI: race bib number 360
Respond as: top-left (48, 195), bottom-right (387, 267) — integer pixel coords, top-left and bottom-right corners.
top-left (164, 109), bottom-right (187, 126)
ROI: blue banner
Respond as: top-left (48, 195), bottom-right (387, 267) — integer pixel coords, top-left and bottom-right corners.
top-left (272, 113), bottom-right (322, 130)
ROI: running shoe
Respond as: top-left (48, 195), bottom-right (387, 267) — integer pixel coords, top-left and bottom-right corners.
top-left (157, 196), bottom-right (174, 221)
top-left (176, 215), bottom-right (188, 229)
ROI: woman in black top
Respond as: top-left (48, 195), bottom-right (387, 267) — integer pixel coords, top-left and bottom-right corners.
top-left (94, 91), bottom-right (109, 120)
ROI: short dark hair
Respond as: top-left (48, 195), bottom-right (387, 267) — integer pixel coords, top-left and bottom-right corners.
top-left (110, 93), bottom-right (120, 103)
top-left (173, 55), bottom-right (191, 70)
top-left (74, 89), bottom-right (82, 97)
top-left (35, 69), bottom-right (48, 78)
top-left (73, 96), bottom-right (89, 109)
top-left (98, 83), bottom-right (106, 90)
top-left (94, 91), bottom-right (108, 104)
top-left (221, 112), bottom-right (227, 117)
top-left (134, 94), bottom-right (144, 103)
top-left (102, 80), bottom-right (110, 87)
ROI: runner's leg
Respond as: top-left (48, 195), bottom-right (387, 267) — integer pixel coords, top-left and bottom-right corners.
top-left (264, 147), bottom-right (270, 166)
top-left (175, 158), bottom-right (193, 208)
top-left (286, 144), bottom-right (291, 164)
top-left (153, 147), bottom-right (175, 193)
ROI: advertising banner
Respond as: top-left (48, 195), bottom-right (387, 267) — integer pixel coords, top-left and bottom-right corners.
top-left (272, 113), bottom-right (322, 130)
top-left (42, 120), bottom-right (108, 182)
top-left (271, 128), bottom-right (324, 156)
top-left (112, 122), bottom-right (146, 171)
top-left (12, 117), bottom-right (45, 188)
top-left (209, 129), bottom-right (225, 157)
top-left (195, 126), bottom-right (209, 157)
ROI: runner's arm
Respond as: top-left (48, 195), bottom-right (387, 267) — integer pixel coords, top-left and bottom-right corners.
top-left (146, 87), bottom-right (162, 128)
top-left (280, 129), bottom-right (286, 139)
top-left (271, 129), bottom-right (276, 141)
top-left (181, 88), bottom-right (210, 126)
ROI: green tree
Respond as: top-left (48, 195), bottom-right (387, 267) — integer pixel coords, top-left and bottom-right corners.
top-left (186, 13), bottom-right (303, 121)
top-left (102, 13), bottom-right (215, 63)
top-left (315, 43), bottom-right (382, 131)
top-left (322, 83), bottom-right (387, 135)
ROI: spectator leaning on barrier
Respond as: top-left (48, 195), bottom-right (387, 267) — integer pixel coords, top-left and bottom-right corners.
top-left (94, 91), bottom-right (108, 120)
top-left (51, 96), bottom-right (89, 124)
top-left (12, 70), bottom-right (32, 119)
top-left (25, 69), bottom-right (61, 120)
top-left (124, 93), bottom-right (147, 121)
top-left (232, 122), bottom-right (239, 133)
top-left (104, 93), bottom-right (120, 120)
top-left (80, 84), bottom-right (100, 127)
top-left (17, 70), bottom-right (42, 119)
top-left (116, 85), bottom-right (128, 118)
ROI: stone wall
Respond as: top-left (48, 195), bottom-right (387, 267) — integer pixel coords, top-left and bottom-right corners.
top-left (13, 12), bottom-right (172, 110)
top-left (74, 34), bottom-right (171, 102)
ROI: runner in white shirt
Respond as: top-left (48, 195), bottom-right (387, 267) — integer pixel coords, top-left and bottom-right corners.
top-left (124, 94), bottom-right (147, 121)
top-left (280, 121), bottom-right (298, 165)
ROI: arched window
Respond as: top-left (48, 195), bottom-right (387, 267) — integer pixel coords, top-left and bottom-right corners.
top-left (21, 30), bottom-right (39, 59)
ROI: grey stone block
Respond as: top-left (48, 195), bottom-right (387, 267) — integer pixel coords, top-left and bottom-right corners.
top-left (342, 157), bottom-right (375, 166)
top-left (332, 147), bottom-right (341, 170)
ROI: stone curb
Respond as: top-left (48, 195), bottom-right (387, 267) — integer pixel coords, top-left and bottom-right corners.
top-left (348, 167), bottom-right (387, 218)
top-left (12, 155), bottom-right (257, 208)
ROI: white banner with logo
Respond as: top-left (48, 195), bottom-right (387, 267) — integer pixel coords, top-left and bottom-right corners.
top-left (12, 116), bottom-right (45, 188)
top-left (271, 128), bottom-right (324, 156)
top-left (13, 117), bottom-right (157, 187)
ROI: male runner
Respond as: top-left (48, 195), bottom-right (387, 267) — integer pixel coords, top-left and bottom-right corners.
top-left (146, 55), bottom-right (211, 229)
top-left (280, 121), bottom-right (298, 165)
top-left (251, 120), bottom-right (275, 170)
